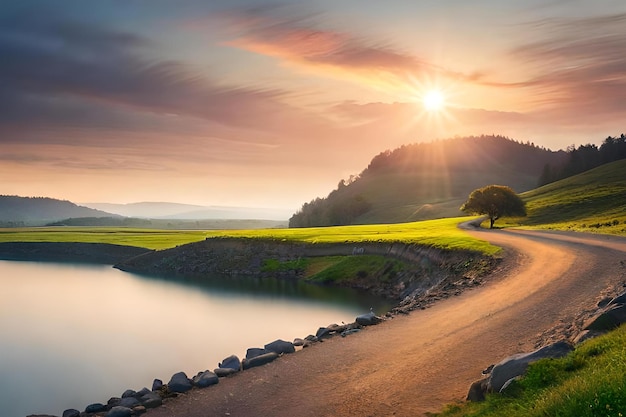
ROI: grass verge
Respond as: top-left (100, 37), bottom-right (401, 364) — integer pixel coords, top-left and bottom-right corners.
top-left (435, 325), bottom-right (626, 417)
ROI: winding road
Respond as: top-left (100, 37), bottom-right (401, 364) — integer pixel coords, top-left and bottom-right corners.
top-left (145, 228), bottom-right (626, 417)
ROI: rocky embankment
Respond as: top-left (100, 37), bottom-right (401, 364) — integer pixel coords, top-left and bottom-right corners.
top-left (0, 242), bottom-right (151, 264)
top-left (115, 237), bottom-right (496, 301)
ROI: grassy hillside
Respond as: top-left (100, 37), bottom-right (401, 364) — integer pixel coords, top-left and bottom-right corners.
top-left (290, 136), bottom-right (566, 227)
top-left (436, 324), bottom-right (626, 417)
top-left (500, 159), bottom-right (626, 235)
top-left (0, 217), bottom-right (500, 255)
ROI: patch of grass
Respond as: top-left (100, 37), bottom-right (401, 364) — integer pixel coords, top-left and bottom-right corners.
top-left (499, 159), bottom-right (626, 236)
top-left (0, 217), bottom-right (500, 255)
top-left (305, 255), bottom-right (407, 285)
top-left (261, 258), bottom-right (309, 273)
top-left (435, 324), bottom-right (626, 417)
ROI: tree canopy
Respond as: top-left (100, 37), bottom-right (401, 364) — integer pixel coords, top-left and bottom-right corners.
top-left (460, 185), bottom-right (526, 229)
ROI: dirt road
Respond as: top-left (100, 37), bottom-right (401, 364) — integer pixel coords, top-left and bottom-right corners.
top-left (146, 229), bottom-right (626, 417)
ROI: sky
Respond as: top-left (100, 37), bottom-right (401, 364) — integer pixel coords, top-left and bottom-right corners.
top-left (1, 0), bottom-right (625, 213)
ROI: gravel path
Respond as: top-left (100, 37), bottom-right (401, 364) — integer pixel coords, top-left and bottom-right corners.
top-left (145, 229), bottom-right (626, 417)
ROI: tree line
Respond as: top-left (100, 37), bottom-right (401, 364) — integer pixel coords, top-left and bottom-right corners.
top-left (538, 135), bottom-right (626, 186)
top-left (288, 181), bottom-right (371, 228)
top-left (289, 134), bottom-right (624, 228)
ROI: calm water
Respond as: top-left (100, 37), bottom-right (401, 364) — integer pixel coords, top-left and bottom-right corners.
top-left (0, 260), bottom-right (390, 417)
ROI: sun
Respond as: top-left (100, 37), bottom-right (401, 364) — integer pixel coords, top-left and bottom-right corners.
top-left (422, 90), bottom-right (446, 112)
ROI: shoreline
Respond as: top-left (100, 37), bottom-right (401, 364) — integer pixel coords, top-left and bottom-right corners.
top-left (1, 239), bottom-right (499, 417)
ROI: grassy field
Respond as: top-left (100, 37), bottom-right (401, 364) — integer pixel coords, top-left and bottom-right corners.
top-left (499, 159), bottom-right (626, 235)
top-left (0, 217), bottom-right (500, 255)
top-left (435, 324), bottom-right (626, 417)
top-left (0, 227), bottom-right (210, 250)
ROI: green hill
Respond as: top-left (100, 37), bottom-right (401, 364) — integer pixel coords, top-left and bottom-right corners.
top-left (290, 136), bottom-right (566, 227)
top-left (503, 159), bottom-right (626, 234)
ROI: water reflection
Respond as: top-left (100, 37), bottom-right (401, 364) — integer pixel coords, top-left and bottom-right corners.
top-left (131, 270), bottom-right (392, 313)
top-left (0, 260), bottom-right (391, 417)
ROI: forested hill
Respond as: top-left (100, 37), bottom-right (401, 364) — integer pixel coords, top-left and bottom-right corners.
top-left (290, 135), bottom-right (567, 227)
top-left (0, 195), bottom-right (117, 226)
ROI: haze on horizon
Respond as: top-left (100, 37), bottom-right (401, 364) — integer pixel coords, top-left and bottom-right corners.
top-left (1, 1), bottom-right (625, 212)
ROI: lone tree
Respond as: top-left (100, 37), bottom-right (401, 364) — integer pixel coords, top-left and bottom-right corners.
top-left (460, 185), bottom-right (526, 229)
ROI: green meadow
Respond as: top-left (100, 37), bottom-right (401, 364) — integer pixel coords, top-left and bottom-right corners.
top-left (0, 217), bottom-right (500, 255)
top-left (0, 227), bottom-right (209, 250)
top-left (499, 159), bottom-right (626, 236)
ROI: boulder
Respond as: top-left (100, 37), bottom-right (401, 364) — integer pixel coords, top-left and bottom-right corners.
top-left (107, 397), bottom-right (122, 407)
top-left (583, 303), bottom-right (626, 331)
top-left (62, 410), bottom-right (80, 417)
top-left (341, 328), bottom-right (361, 337)
top-left (487, 341), bottom-right (573, 392)
top-left (152, 379), bottom-right (163, 391)
top-left (356, 311), bottom-right (383, 326)
top-left (219, 354), bottom-right (241, 371)
top-left (85, 403), bottom-right (107, 413)
top-left (293, 338), bottom-right (304, 347)
top-left (193, 370), bottom-right (219, 388)
top-left (121, 389), bottom-right (136, 398)
top-left (264, 339), bottom-right (295, 355)
top-left (118, 396), bottom-right (140, 408)
top-left (106, 406), bottom-right (133, 417)
top-left (315, 327), bottom-right (333, 339)
top-left (135, 387), bottom-right (151, 398)
top-left (466, 378), bottom-right (488, 402)
top-left (327, 323), bottom-right (348, 333)
top-left (168, 371), bottom-right (193, 393)
top-left (242, 352), bottom-right (279, 370)
top-left (132, 405), bottom-right (147, 414)
top-left (214, 367), bottom-right (239, 377)
top-left (245, 347), bottom-right (269, 360)
top-left (140, 392), bottom-right (163, 409)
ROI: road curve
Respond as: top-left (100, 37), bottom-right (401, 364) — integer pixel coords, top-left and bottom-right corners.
top-left (146, 229), bottom-right (626, 417)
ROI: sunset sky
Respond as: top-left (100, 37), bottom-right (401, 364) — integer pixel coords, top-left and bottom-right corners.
top-left (1, 1), bottom-right (625, 214)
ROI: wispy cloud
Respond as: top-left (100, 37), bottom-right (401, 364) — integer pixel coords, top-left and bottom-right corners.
top-left (213, 5), bottom-right (481, 93)
top-left (507, 13), bottom-right (626, 120)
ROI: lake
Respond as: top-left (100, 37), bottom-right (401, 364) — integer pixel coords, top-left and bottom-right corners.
top-left (0, 260), bottom-right (390, 417)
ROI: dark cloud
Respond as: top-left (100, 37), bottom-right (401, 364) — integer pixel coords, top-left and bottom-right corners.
top-left (0, 10), bottom-right (326, 143)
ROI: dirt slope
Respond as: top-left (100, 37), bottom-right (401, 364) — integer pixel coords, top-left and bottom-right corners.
top-left (145, 229), bottom-right (626, 417)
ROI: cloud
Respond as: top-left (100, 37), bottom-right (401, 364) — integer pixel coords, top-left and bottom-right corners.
top-left (0, 11), bottom-right (327, 144)
top-left (213, 5), bottom-right (480, 92)
top-left (506, 13), bottom-right (626, 121)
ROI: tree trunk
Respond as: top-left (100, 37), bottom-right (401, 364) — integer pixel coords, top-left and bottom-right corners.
top-left (490, 217), bottom-right (495, 229)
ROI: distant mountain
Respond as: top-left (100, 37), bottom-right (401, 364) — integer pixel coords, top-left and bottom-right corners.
top-left (82, 202), bottom-right (293, 221)
top-left (0, 195), bottom-right (118, 226)
top-left (82, 202), bottom-right (207, 218)
top-left (290, 135), bottom-right (568, 227)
